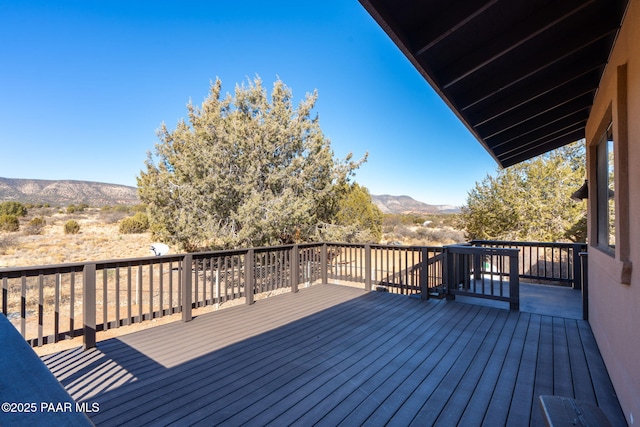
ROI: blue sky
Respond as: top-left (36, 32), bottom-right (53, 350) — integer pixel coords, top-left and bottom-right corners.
top-left (0, 1), bottom-right (498, 206)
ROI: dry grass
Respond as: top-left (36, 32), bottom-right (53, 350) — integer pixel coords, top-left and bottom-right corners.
top-left (2, 208), bottom-right (458, 352)
top-left (1, 207), bottom-right (166, 351)
top-left (0, 208), bottom-right (154, 268)
top-left (1, 211), bottom-right (309, 353)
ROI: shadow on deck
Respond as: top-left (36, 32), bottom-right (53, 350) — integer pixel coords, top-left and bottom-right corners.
top-left (42, 284), bottom-right (624, 426)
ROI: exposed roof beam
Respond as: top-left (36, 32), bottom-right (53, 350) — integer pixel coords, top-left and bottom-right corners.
top-left (493, 110), bottom-right (588, 157)
top-left (441, 0), bottom-right (597, 89)
top-left (498, 123), bottom-right (584, 161)
top-left (488, 107), bottom-right (590, 150)
top-left (460, 52), bottom-right (606, 114)
top-left (413, 0), bottom-right (499, 56)
top-left (359, 0), bottom-right (629, 167)
top-left (499, 129), bottom-right (585, 166)
top-left (449, 26), bottom-right (617, 112)
top-left (472, 70), bottom-right (601, 132)
top-left (478, 87), bottom-right (595, 141)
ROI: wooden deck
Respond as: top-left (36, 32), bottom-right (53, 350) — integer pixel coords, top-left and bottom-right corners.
top-left (41, 284), bottom-right (625, 426)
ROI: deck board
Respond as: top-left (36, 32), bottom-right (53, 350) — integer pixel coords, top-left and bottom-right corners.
top-left (41, 284), bottom-right (625, 426)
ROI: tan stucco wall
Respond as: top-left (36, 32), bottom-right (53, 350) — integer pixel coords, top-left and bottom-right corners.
top-left (585, 0), bottom-right (640, 424)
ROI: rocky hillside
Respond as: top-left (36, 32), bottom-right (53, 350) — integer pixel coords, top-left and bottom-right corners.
top-left (0, 177), bottom-right (458, 212)
top-left (372, 194), bottom-right (459, 214)
top-left (0, 177), bottom-right (140, 206)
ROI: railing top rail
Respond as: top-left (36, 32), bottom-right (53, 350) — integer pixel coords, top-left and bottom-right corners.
top-left (3, 239), bottom-right (578, 279)
top-left (0, 243), bottom-right (326, 277)
top-left (324, 242), bottom-right (444, 251)
top-left (0, 262), bottom-right (87, 278)
top-left (470, 240), bottom-right (587, 248)
top-left (447, 244), bottom-right (520, 256)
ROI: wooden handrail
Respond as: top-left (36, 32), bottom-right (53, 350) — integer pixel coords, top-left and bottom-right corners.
top-left (1, 240), bottom-right (584, 348)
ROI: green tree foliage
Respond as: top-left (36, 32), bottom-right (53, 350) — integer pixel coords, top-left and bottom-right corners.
top-left (138, 77), bottom-right (365, 251)
top-left (0, 201), bottom-right (27, 217)
top-left (319, 183), bottom-right (383, 243)
top-left (459, 142), bottom-right (586, 242)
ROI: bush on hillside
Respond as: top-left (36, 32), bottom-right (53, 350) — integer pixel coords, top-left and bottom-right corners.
top-left (0, 201), bottom-right (27, 217)
top-left (0, 215), bottom-right (20, 232)
top-left (24, 217), bottom-right (46, 235)
top-left (64, 220), bottom-right (80, 234)
top-left (119, 212), bottom-right (150, 234)
top-left (66, 204), bottom-right (89, 214)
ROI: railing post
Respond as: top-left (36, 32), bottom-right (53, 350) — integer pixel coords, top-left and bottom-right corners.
top-left (83, 263), bottom-right (96, 350)
top-left (579, 251), bottom-right (589, 320)
top-left (509, 252), bottom-right (520, 311)
top-left (572, 244), bottom-right (583, 290)
top-left (443, 247), bottom-right (455, 300)
top-left (182, 254), bottom-right (192, 322)
top-left (321, 243), bottom-right (328, 284)
top-left (245, 249), bottom-right (254, 305)
top-left (291, 245), bottom-right (299, 293)
top-left (364, 244), bottom-right (372, 291)
top-left (420, 247), bottom-right (429, 300)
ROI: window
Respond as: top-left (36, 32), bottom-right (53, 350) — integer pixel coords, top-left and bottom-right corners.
top-left (596, 124), bottom-right (615, 252)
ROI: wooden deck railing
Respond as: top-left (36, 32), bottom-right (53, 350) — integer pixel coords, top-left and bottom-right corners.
top-left (444, 244), bottom-right (520, 311)
top-left (325, 243), bottom-right (444, 296)
top-left (1, 240), bottom-right (584, 349)
top-left (470, 240), bottom-right (587, 289)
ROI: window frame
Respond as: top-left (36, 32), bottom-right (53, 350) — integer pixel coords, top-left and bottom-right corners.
top-left (595, 123), bottom-right (615, 255)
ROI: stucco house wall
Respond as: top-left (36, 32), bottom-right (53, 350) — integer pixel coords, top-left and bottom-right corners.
top-left (585, 0), bottom-right (640, 423)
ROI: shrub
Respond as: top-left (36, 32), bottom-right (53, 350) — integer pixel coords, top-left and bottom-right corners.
top-left (66, 204), bottom-right (88, 214)
top-left (119, 213), bottom-right (150, 234)
top-left (0, 233), bottom-right (17, 254)
top-left (0, 201), bottom-right (27, 217)
top-left (0, 214), bottom-right (19, 232)
top-left (25, 217), bottom-right (46, 235)
top-left (64, 220), bottom-right (80, 234)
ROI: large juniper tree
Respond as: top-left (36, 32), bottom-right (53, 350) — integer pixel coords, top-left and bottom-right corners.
top-left (458, 142), bottom-right (587, 242)
top-left (138, 77), bottom-right (368, 251)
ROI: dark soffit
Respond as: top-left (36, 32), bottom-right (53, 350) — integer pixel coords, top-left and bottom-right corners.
top-left (359, 0), bottom-right (629, 167)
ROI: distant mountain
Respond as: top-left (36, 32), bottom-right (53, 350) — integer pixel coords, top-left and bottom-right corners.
top-left (0, 177), bottom-right (457, 213)
top-left (0, 177), bottom-right (140, 206)
top-left (371, 194), bottom-right (459, 214)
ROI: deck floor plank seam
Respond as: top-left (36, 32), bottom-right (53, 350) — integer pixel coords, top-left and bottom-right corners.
top-left (36, 284), bottom-right (626, 427)
top-left (270, 301), bottom-right (464, 427)
top-left (220, 302), bottom-right (446, 426)
top-left (72, 287), bottom-right (380, 408)
top-left (564, 320), bottom-right (597, 402)
top-left (552, 317), bottom-right (574, 398)
top-left (505, 313), bottom-right (541, 426)
top-left (456, 310), bottom-right (522, 426)
top-left (576, 320), bottom-right (627, 426)
top-left (389, 307), bottom-right (496, 426)
top-left (335, 305), bottom-right (487, 426)
top-left (432, 309), bottom-right (511, 426)
top-left (93, 290), bottom-right (422, 425)
top-left (531, 315), bottom-right (555, 426)
top-left (404, 307), bottom-right (508, 426)
top-left (481, 312), bottom-right (532, 426)
top-left (169, 297), bottom-right (445, 426)
top-left (93, 289), bottom-right (382, 385)
top-left (239, 299), bottom-right (457, 427)
top-left (360, 309), bottom-right (487, 424)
